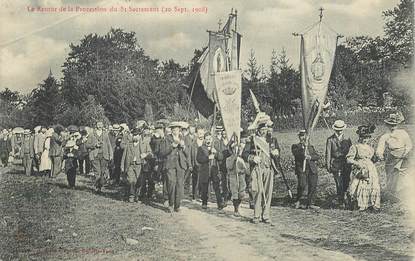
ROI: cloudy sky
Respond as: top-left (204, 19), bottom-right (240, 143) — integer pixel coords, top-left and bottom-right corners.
top-left (0, 0), bottom-right (399, 93)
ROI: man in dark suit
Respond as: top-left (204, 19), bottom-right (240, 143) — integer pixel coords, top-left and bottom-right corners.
top-left (159, 122), bottom-right (189, 213)
top-left (213, 126), bottom-right (229, 202)
top-left (325, 120), bottom-right (352, 207)
top-left (86, 121), bottom-right (113, 193)
top-left (20, 130), bottom-right (35, 176)
top-left (196, 132), bottom-right (225, 210)
top-left (150, 121), bottom-right (170, 206)
top-left (292, 130), bottom-right (320, 209)
top-left (121, 128), bottom-right (142, 202)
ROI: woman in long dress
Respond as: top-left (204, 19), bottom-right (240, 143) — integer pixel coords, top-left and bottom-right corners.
top-left (39, 128), bottom-right (53, 177)
top-left (346, 125), bottom-right (380, 211)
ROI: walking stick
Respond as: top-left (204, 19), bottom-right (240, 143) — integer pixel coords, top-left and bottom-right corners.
top-left (271, 158), bottom-right (293, 199)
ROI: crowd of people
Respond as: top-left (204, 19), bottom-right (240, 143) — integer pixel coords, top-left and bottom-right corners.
top-left (0, 111), bottom-right (412, 223)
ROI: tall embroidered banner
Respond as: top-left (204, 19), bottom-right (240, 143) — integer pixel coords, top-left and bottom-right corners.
top-left (215, 70), bottom-right (242, 141)
top-left (300, 22), bottom-right (338, 132)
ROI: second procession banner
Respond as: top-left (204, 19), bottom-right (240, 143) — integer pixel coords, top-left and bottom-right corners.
top-left (214, 70), bottom-right (242, 142)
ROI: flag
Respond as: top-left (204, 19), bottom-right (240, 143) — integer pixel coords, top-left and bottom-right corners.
top-left (215, 70), bottom-right (242, 141)
top-left (187, 48), bottom-right (215, 118)
top-left (300, 22), bottom-right (338, 132)
top-left (186, 12), bottom-right (238, 118)
top-left (230, 31), bottom-right (241, 70)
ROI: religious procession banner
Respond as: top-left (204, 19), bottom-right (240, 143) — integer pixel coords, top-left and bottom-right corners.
top-left (300, 22), bottom-right (338, 132)
top-left (214, 70), bottom-right (242, 141)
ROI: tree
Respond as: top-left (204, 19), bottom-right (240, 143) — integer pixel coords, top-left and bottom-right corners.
top-left (268, 49), bottom-right (300, 116)
top-left (27, 72), bottom-right (62, 127)
top-left (383, 0), bottom-right (414, 66)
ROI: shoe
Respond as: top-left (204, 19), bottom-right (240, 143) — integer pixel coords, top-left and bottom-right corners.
top-left (168, 206), bottom-right (174, 213)
top-left (218, 204), bottom-right (226, 210)
top-left (233, 211), bottom-right (240, 217)
top-left (202, 204), bottom-right (207, 209)
top-left (308, 204), bottom-right (320, 210)
top-left (262, 219), bottom-right (272, 224)
top-left (251, 218), bottom-right (259, 224)
top-left (249, 203), bottom-right (255, 210)
top-left (174, 208), bottom-right (180, 213)
top-left (294, 201), bottom-right (300, 209)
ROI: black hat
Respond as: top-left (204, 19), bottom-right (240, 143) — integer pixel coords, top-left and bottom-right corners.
top-left (356, 125), bottom-right (376, 138)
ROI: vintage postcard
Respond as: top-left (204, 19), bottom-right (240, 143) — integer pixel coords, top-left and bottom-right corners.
top-left (0, 0), bottom-right (414, 260)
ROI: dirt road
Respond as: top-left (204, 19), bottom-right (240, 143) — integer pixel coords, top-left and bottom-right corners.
top-left (0, 168), bottom-right (413, 260)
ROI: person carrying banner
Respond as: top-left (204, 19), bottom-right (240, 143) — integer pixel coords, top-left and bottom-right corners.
top-left (292, 130), bottom-right (320, 209)
top-left (243, 113), bottom-right (275, 224)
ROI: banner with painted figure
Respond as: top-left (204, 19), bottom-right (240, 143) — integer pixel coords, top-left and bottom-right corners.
top-left (215, 70), bottom-right (242, 142)
top-left (300, 22), bottom-right (338, 133)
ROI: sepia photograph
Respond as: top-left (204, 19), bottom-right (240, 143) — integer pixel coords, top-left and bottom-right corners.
top-left (0, 0), bottom-right (414, 260)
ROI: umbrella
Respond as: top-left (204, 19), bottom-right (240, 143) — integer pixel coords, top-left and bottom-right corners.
top-left (12, 127), bottom-right (24, 134)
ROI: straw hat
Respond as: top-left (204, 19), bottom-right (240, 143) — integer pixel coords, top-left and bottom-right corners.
top-left (332, 120), bottom-right (346, 130)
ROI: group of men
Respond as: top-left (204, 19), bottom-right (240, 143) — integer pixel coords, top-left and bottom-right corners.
top-left (0, 110), bottom-right (412, 222)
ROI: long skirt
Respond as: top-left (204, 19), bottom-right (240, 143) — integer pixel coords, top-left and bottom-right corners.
top-left (348, 159), bottom-right (380, 210)
top-left (39, 150), bottom-right (52, 171)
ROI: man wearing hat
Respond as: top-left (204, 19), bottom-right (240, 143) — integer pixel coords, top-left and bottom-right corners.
top-left (292, 130), bottom-right (320, 209)
top-left (150, 121), bottom-right (168, 204)
top-left (63, 139), bottom-right (78, 188)
top-left (159, 121), bottom-right (189, 212)
top-left (109, 124), bottom-right (124, 185)
top-left (243, 114), bottom-right (275, 224)
top-left (325, 120), bottom-right (352, 208)
top-left (121, 128), bottom-right (142, 202)
top-left (86, 121), bottom-right (113, 193)
top-left (20, 129), bottom-right (35, 176)
top-left (181, 121), bottom-right (194, 197)
top-left (0, 129), bottom-right (12, 167)
top-left (213, 126), bottom-right (230, 202)
top-left (139, 123), bottom-right (155, 200)
top-left (376, 112), bottom-right (412, 198)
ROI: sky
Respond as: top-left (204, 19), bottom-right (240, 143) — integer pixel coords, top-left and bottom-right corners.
top-left (0, 0), bottom-right (399, 93)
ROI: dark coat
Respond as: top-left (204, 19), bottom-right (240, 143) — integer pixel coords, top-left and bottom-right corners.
top-left (196, 144), bottom-right (220, 183)
top-left (121, 142), bottom-right (142, 172)
top-left (0, 138), bottom-right (12, 154)
top-left (159, 134), bottom-right (188, 170)
top-left (213, 137), bottom-right (227, 172)
top-left (76, 137), bottom-right (89, 159)
top-left (325, 134), bottom-right (352, 173)
top-left (291, 143), bottom-right (319, 175)
top-left (63, 148), bottom-right (78, 171)
top-left (86, 130), bottom-right (112, 161)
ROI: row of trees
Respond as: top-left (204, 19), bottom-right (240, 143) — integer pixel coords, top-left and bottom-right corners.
top-left (0, 0), bottom-right (413, 129)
